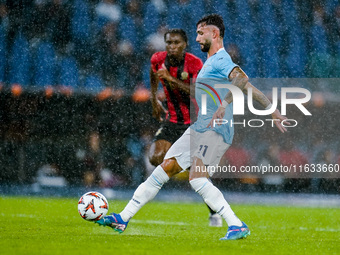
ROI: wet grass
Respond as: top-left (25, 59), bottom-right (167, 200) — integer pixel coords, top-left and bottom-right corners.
top-left (1, 196), bottom-right (340, 254)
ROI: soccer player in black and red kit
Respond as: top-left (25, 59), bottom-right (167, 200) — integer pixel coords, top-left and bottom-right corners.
top-left (148, 29), bottom-right (222, 227)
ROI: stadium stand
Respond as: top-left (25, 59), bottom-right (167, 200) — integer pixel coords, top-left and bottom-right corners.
top-left (0, 0), bottom-right (339, 193)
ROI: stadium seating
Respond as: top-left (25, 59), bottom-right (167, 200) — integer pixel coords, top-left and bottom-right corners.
top-left (308, 52), bottom-right (333, 79)
top-left (58, 56), bottom-right (79, 88)
top-left (32, 41), bottom-right (57, 87)
top-left (166, 1), bottom-right (185, 29)
top-left (237, 26), bottom-right (260, 78)
top-left (311, 24), bottom-right (330, 54)
top-left (83, 74), bottom-right (105, 94)
top-left (71, 0), bottom-right (91, 42)
top-left (325, 0), bottom-right (339, 15)
top-left (1, 0), bottom-right (340, 90)
top-left (8, 33), bottom-right (31, 86)
top-left (0, 26), bottom-right (6, 84)
top-left (285, 28), bottom-right (308, 78)
top-left (143, 1), bottom-right (161, 37)
top-left (118, 15), bottom-right (139, 51)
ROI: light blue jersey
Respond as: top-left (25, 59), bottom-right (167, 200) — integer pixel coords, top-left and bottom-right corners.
top-left (191, 48), bottom-right (237, 144)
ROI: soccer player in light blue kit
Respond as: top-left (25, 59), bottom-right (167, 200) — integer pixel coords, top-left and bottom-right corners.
top-left (96, 14), bottom-right (288, 240)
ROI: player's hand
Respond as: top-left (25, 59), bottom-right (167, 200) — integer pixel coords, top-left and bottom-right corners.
top-left (271, 109), bottom-right (290, 133)
top-left (207, 106), bottom-right (226, 128)
top-left (157, 64), bottom-right (175, 86)
top-left (152, 99), bottom-right (167, 122)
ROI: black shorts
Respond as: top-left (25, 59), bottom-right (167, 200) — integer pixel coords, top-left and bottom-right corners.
top-left (154, 122), bottom-right (190, 144)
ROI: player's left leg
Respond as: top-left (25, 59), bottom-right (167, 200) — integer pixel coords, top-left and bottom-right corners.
top-left (96, 158), bottom-right (182, 233)
top-left (189, 158), bottom-right (250, 240)
top-left (188, 131), bottom-right (250, 240)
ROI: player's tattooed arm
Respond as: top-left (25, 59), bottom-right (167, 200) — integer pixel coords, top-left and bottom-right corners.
top-left (223, 67), bottom-right (249, 104)
top-left (224, 67), bottom-right (270, 108)
top-left (242, 83), bottom-right (289, 133)
top-left (210, 66), bottom-right (289, 132)
top-left (242, 82), bottom-right (272, 109)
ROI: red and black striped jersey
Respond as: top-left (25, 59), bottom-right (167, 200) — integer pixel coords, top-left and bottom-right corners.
top-left (151, 51), bottom-right (203, 125)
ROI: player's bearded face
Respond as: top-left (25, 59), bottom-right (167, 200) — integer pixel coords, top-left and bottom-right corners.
top-left (196, 24), bottom-right (212, 52)
top-left (200, 39), bottom-right (211, 52)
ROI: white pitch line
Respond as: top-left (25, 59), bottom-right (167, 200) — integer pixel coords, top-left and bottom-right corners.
top-left (130, 219), bottom-right (190, 226)
top-left (259, 225), bottom-right (340, 232)
top-left (0, 213), bottom-right (35, 218)
top-left (0, 213), bottom-right (189, 226)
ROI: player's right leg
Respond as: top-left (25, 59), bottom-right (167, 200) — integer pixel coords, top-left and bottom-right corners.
top-left (95, 158), bottom-right (182, 233)
top-left (96, 128), bottom-right (190, 233)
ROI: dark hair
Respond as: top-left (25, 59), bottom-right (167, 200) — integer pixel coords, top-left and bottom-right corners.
top-left (164, 29), bottom-right (188, 44)
top-left (196, 14), bottom-right (225, 38)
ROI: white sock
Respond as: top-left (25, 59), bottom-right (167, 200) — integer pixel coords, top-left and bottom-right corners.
top-left (120, 165), bottom-right (169, 222)
top-left (190, 178), bottom-right (242, 227)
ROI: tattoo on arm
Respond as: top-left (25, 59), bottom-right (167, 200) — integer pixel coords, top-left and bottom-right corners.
top-left (242, 82), bottom-right (271, 108)
top-left (224, 67), bottom-right (271, 108)
top-left (224, 67), bottom-right (249, 104)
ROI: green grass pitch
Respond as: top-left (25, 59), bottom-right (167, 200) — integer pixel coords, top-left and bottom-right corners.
top-left (1, 196), bottom-right (340, 255)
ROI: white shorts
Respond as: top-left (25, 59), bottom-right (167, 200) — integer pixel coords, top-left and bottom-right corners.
top-left (164, 127), bottom-right (230, 175)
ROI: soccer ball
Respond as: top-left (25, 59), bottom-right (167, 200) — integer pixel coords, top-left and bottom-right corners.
top-left (78, 191), bottom-right (109, 221)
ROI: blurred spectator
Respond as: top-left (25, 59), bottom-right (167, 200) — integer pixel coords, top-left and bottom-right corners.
top-left (95, 0), bottom-right (122, 26)
top-left (310, 4), bottom-right (330, 54)
top-left (311, 148), bottom-right (338, 192)
top-left (46, 0), bottom-right (72, 52)
top-left (143, 0), bottom-right (166, 36)
top-left (145, 24), bottom-right (167, 55)
top-left (334, 5), bottom-right (340, 53)
top-left (328, 4), bottom-right (340, 77)
top-left (0, 2), bottom-right (7, 85)
top-left (125, 134), bottom-right (148, 186)
top-left (118, 0), bottom-right (143, 52)
top-left (76, 131), bottom-right (103, 187)
top-left (6, 0), bottom-right (31, 45)
top-left (93, 21), bottom-right (120, 87)
top-left (166, 0), bottom-right (190, 30)
top-left (0, 2), bottom-right (8, 31)
top-left (226, 43), bottom-right (243, 66)
top-left (279, 140), bottom-right (309, 192)
top-left (71, 0), bottom-right (92, 69)
top-left (221, 136), bottom-right (252, 177)
top-left (35, 163), bottom-right (67, 187)
top-left (257, 144), bottom-right (284, 189)
top-left (280, 140), bottom-right (309, 172)
top-left (115, 40), bottom-right (143, 91)
top-left (220, 136), bottom-right (256, 188)
top-left (25, 0), bottom-right (50, 40)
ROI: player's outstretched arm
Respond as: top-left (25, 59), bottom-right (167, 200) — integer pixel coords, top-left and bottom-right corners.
top-left (242, 82), bottom-right (289, 133)
top-left (150, 68), bottom-right (167, 122)
top-left (207, 67), bottom-right (289, 132)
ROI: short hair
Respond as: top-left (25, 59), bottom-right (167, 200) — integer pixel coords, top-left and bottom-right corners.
top-left (164, 29), bottom-right (188, 44)
top-left (196, 14), bottom-right (225, 38)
